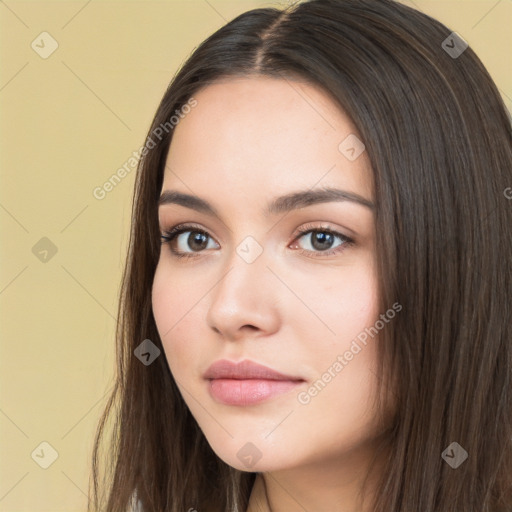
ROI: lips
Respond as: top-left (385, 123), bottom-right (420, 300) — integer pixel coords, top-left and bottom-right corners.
top-left (203, 359), bottom-right (303, 381)
top-left (204, 359), bottom-right (305, 406)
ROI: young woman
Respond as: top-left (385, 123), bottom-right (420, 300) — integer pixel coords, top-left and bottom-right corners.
top-left (89, 1), bottom-right (512, 511)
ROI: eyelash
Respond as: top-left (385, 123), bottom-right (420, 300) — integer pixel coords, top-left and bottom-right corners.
top-left (160, 222), bottom-right (354, 260)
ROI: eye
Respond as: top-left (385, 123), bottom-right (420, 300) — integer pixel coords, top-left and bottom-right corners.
top-left (160, 222), bottom-right (354, 260)
top-left (290, 224), bottom-right (354, 258)
top-left (160, 223), bottom-right (219, 258)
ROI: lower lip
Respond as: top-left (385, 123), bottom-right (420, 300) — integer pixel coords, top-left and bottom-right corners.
top-left (208, 378), bottom-right (302, 406)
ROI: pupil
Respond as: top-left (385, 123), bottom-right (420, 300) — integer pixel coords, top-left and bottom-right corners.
top-left (189, 232), bottom-right (208, 251)
top-left (312, 232), bottom-right (333, 251)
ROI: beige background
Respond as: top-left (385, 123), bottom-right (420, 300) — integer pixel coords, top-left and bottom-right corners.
top-left (0, 0), bottom-right (510, 510)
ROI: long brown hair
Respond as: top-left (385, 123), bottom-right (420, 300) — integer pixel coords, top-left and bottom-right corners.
top-left (89, 1), bottom-right (512, 510)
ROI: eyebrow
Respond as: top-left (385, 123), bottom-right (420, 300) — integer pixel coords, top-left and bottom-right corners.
top-left (157, 187), bottom-right (374, 218)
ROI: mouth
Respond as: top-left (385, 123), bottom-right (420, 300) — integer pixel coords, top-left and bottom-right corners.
top-left (204, 359), bottom-right (305, 406)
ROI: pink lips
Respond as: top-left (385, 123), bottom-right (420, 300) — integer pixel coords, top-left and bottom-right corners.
top-left (204, 359), bottom-right (304, 406)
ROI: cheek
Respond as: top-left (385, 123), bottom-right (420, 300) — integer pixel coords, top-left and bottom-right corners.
top-left (151, 264), bottom-right (202, 377)
top-left (293, 260), bottom-right (380, 401)
top-left (301, 260), bottom-right (378, 345)
top-left (151, 264), bottom-right (175, 338)
top-left (151, 261), bottom-right (202, 333)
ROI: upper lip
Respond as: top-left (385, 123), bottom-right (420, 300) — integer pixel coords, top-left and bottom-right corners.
top-left (204, 359), bottom-right (304, 381)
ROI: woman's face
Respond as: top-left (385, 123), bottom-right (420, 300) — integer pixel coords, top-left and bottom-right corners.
top-left (152, 76), bottom-right (387, 473)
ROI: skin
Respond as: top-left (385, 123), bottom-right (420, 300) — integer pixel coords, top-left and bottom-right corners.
top-left (152, 76), bottom-right (391, 512)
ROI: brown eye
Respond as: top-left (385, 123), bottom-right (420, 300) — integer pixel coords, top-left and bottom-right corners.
top-left (294, 229), bottom-right (350, 252)
top-left (289, 224), bottom-right (355, 259)
top-left (161, 224), bottom-right (219, 257)
top-left (185, 231), bottom-right (209, 251)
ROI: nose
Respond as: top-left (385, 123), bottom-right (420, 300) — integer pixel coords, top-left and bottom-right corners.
top-left (206, 247), bottom-right (280, 341)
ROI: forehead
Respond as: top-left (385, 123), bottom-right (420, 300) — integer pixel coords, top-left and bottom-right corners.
top-left (162, 76), bottom-right (372, 202)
